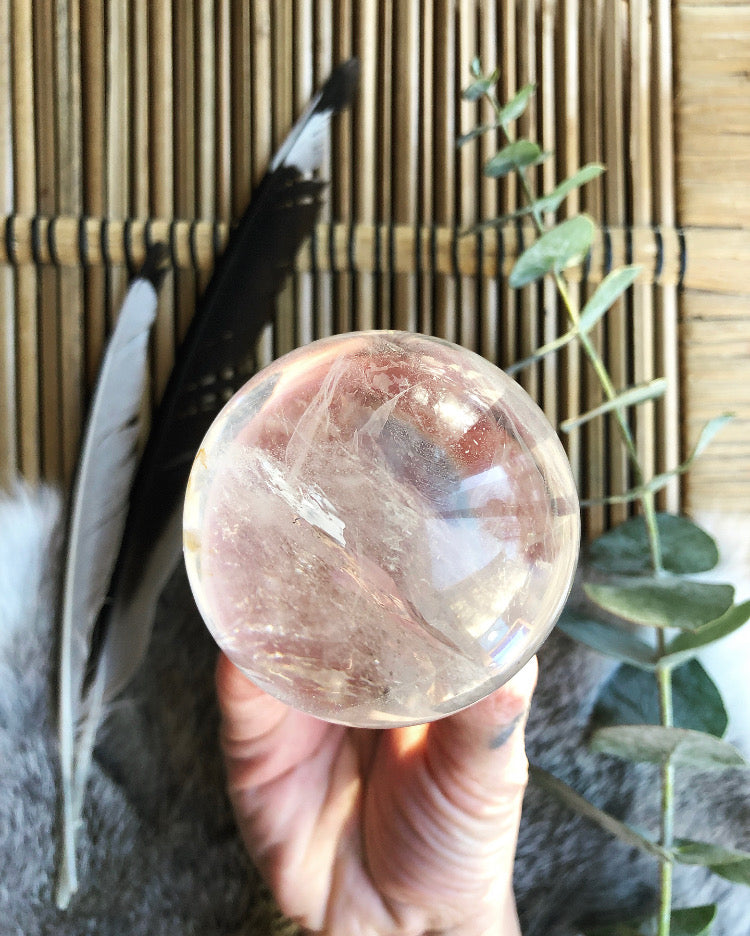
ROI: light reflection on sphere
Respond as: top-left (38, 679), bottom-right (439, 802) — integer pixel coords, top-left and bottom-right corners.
top-left (184, 331), bottom-right (579, 727)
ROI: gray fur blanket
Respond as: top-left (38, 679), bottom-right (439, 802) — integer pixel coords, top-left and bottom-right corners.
top-left (1, 487), bottom-right (748, 935)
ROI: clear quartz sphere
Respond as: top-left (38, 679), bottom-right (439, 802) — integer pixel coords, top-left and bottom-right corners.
top-left (184, 331), bottom-right (579, 727)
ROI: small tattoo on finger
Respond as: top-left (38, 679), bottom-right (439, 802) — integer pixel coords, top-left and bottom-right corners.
top-left (489, 714), bottom-right (523, 749)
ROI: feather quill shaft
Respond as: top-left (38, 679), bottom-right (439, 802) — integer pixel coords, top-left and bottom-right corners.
top-left (56, 60), bottom-right (359, 906)
top-left (56, 252), bottom-right (167, 908)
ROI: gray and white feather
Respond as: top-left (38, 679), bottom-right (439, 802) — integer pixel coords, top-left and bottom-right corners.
top-left (56, 256), bottom-right (166, 908)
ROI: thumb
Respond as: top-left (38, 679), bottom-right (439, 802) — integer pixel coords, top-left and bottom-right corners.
top-left (426, 656), bottom-right (538, 793)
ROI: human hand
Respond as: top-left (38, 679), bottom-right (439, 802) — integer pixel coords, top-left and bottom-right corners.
top-left (216, 653), bottom-right (537, 936)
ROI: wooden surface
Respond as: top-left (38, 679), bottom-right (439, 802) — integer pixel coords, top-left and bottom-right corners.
top-left (0, 0), bottom-right (746, 531)
top-left (676, 1), bottom-right (750, 516)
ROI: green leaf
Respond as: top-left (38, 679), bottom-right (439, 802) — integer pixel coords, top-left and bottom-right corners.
top-left (579, 414), bottom-right (735, 507)
top-left (463, 204), bottom-right (537, 233)
top-left (509, 214), bottom-right (596, 287)
top-left (712, 860), bottom-right (750, 886)
top-left (506, 328), bottom-right (578, 374)
top-left (591, 660), bottom-right (728, 739)
top-left (590, 725), bottom-right (746, 769)
top-left (589, 514), bottom-right (720, 576)
top-left (582, 905), bottom-right (717, 936)
top-left (457, 124), bottom-right (495, 147)
top-left (664, 600), bottom-right (750, 667)
top-left (671, 906), bottom-right (718, 936)
top-left (528, 764), bottom-right (670, 862)
top-left (462, 71), bottom-right (498, 101)
top-left (689, 413), bottom-right (734, 461)
top-left (496, 82), bottom-right (536, 126)
top-left (560, 380), bottom-right (668, 433)
top-left (579, 265), bottom-right (642, 333)
top-left (674, 840), bottom-right (750, 887)
top-left (584, 579), bottom-right (735, 631)
top-left (535, 163), bottom-right (606, 214)
top-left (470, 56), bottom-right (482, 78)
top-left (484, 139), bottom-right (546, 177)
top-left (556, 610), bottom-right (658, 669)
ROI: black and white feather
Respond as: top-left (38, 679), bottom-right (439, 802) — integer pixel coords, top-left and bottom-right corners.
top-left (55, 59), bottom-right (360, 906)
top-left (97, 57), bottom-right (360, 702)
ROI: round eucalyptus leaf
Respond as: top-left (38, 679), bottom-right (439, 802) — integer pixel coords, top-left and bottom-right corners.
top-left (557, 610), bottom-right (657, 669)
top-left (590, 725), bottom-right (745, 770)
top-left (588, 513), bottom-right (719, 576)
top-left (581, 904), bottom-right (717, 936)
top-left (484, 139), bottom-right (544, 178)
top-left (509, 214), bottom-right (595, 287)
top-left (709, 859), bottom-right (750, 886)
top-left (590, 659), bottom-right (728, 739)
top-left (664, 599), bottom-right (750, 668)
top-left (674, 840), bottom-right (750, 886)
top-left (584, 579), bottom-right (734, 631)
top-left (670, 905), bottom-right (719, 936)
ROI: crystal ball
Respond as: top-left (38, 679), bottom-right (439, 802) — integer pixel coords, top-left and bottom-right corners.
top-left (183, 331), bottom-right (579, 727)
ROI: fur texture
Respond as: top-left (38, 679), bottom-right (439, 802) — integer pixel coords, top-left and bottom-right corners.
top-left (1, 486), bottom-right (748, 935)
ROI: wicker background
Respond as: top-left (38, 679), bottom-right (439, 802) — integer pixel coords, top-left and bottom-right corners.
top-left (0, 0), bottom-right (747, 542)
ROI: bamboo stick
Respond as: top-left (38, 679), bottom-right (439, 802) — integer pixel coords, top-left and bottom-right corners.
top-left (558, 0), bottom-right (587, 505)
top-left (129, 0), bottom-right (155, 444)
top-left (147, 0), bottom-right (174, 403)
top-left (498, 0), bottom-right (516, 368)
top-left (251, 0), bottom-right (274, 367)
top-left (130, 2), bottom-right (149, 221)
top-left (272, 0), bottom-right (296, 358)
top-left (196, 0), bottom-right (216, 298)
top-left (216, 0), bottom-right (233, 226)
top-left (106, 0), bottom-right (130, 339)
top-left (456, 0), bottom-right (478, 352)
top-left (34, 0), bottom-right (62, 480)
top-left (351, 0), bottom-right (378, 334)
top-left (11, 0), bottom-right (39, 483)
top-left (602, 0), bottom-right (630, 526)
top-left (312, 0), bottom-right (334, 339)
top-left (580, 0), bottom-right (606, 537)
top-left (55, 0), bottom-right (83, 484)
top-left (432, 0), bottom-right (456, 343)
top-left (478, 0), bottom-right (499, 364)
top-left (0, 0), bottom-right (16, 484)
top-left (173, 2), bottom-right (198, 344)
top-left (375, 0), bottom-right (394, 332)
top-left (515, 0), bottom-right (539, 399)
top-left (653, 0), bottom-right (680, 512)
top-left (418, 0), bottom-right (435, 337)
top-left (630, 0), bottom-right (657, 491)
top-left (331, 0), bottom-right (353, 336)
top-left (231, 2), bottom-right (253, 217)
top-left (392, 0), bottom-right (419, 334)
top-left (538, 0), bottom-right (559, 429)
top-left (293, 0), bottom-right (316, 346)
top-left (80, 1), bottom-right (107, 395)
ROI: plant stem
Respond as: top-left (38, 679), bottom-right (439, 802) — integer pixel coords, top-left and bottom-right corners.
top-left (485, 85), bottom-right (674, 932)
top-left (657, 641), bottom-right (676, 936)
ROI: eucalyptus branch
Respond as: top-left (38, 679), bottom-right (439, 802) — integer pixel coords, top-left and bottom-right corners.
top-left (481, 84), bottom-right (662, 569)
top-left (459, 61), bottom-right (721, 936)
top-left (487, 82), bottom-right (675, 932)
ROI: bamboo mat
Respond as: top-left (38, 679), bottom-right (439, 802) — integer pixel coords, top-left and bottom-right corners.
top-left (0, 1), bottom-right (746, 539)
